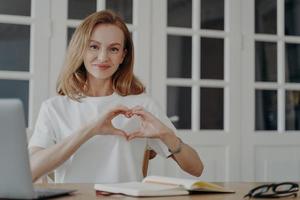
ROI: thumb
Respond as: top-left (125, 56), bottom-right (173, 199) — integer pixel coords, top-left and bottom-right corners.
top-left (111, 128), bottom-right (128, 138)
top-left (128, 131), bottom-right (143, 140)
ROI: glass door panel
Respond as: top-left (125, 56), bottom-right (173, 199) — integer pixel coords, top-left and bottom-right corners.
top-left (167, 35), bottom-right (192, 78)
top-left (255, 0), bottom-right (277, 34)
top-left (200, 87), bottom-right (224, 129)
top-left (285, 43), bottom-right (300, 83)
top-left (0, 80), bottom-right (29, 125)
top-left (106, 0), bottom-right (133, 24)
top-left (167, 86), bottom-right (191, 129)
top-left (200, 37), bottom-right (224, 80)
top-left (167, 0), bottom-right (192, 28)
top-left (0, 0), bottom-right (31, 16)
top-left (68, 0), bottom-right (96, 20)
top-left (255, 41), bottom-right (277, 82)
top-left (285, 0), bottom-right (300, 36)
top-left (286, 90), bottom-right (300, 130)
top-left (200, 0), bottom-right (224, 30)
top-left (255, 90), bottom-right (277, 130)
top-left (0, 24), bottom-right (30, 72)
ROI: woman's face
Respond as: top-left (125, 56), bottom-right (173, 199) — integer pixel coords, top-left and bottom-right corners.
top-left (83, 24), bottom-right (126, 81)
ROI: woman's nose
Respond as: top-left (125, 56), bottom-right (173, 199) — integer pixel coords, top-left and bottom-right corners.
top-left (97, 49), bottom-right (108, 62)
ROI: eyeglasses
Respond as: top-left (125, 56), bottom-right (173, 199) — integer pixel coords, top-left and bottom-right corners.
top-left (244, 182), bottom-right (299, 199)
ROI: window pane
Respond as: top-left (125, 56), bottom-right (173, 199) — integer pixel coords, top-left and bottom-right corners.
top-left (0, 0), bottom-right (31, 16)
top-left (0, 24), bottom-right (30, 71)
top-left (201, 37), bottom-right (224, 80)
top-left (167, 0), bottom-right (192, 28)
top-left (106, 0), bottom-right (133, 24)
top-left (68, 0), bottom-right (96, 20)
top-left (255, 0), bottom-right (277, 34)
top-left (201, 0), bottom-right (224, 30)
top-left (167, 35), bottom-right (192, 78)
top-left (286, 90), bottom-right (300, 130)
top-left (67, 27), bottom-right (76, 46)
top-left (285, 0), bottom-right (300, 36)
top-left (200, 88), bottom-right (224, 129)
top-left (255, 41), bottom-right (277, 82)
top-left (286, 43), bottom-right (300, 83)
top-left (255, 90), bottom-right (277, 130)
top-left (0, 80), bottom-right (29, 126)
top-left (167, 86), bottom-right (191, 129)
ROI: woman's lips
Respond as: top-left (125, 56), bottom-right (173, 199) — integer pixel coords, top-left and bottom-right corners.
top-left (92, 63), bottom-right (110, 70)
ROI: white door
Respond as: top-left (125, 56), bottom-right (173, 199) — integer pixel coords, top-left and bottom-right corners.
top-left (0, 0), bottom-right (50, 136)
top-left (150, 0), bottom-right (241, 181)
top-left (242, 0), bottom-right (300, 181)
top-left (150, 0), bottom-right (300, 182)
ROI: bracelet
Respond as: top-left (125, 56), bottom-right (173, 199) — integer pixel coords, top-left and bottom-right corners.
top-left (167, 137), bottom-right (183, 158)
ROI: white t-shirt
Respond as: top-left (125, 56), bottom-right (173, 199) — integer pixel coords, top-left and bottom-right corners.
top-left (29, 93), bottom-right (175, 183)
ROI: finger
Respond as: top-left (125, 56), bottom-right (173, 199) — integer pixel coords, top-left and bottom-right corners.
top-left (130, 111), bottom-right (145, 120)
top-left (111, 128), bottom-right (128, 138)
top-left (124, 109), bottom-right (138, 118)
top-left (131, 110), bottom-right (154, 120)
top-left (130, 105), bottom-right (144, 112)
top-left (108, 105), bottom-right (130, 117)
top-left (128, 131), bottom-right (144, 140)
top-left (124, 106), bottom-right (140, 118)
top-left (124, 111), bottom-right (132, 118)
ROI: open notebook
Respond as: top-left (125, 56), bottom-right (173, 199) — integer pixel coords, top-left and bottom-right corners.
top-left (94, 175), bottom-right (235, 197)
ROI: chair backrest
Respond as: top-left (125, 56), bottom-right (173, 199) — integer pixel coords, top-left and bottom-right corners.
top-left (142, 148), bottom-right (150, 177)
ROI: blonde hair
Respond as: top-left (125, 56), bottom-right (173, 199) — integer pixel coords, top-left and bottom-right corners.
top-left (56, 10), bottom-right (145, 100)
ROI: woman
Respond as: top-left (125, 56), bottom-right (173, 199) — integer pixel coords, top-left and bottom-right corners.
top-left (29, 10), bottom-right (203, 183)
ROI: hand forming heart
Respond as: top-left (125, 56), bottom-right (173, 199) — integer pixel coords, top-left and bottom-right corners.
top-left (89, 105), bottom-right (131, 138)
top-left (126, 105), bottom-right (174, 140)
top-left (89, 105), bottom-right (173, 141)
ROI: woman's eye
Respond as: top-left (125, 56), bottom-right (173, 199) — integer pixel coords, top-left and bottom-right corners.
top-left (89, 45), bottom-right (98, 50)
top-left (110, 47), bottom-right (119, 53)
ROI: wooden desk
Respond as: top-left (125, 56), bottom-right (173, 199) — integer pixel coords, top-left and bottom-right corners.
top-left (36, 182), bottom-right (299, 200)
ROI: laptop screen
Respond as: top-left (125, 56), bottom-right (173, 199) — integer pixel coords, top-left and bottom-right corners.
top-left (0, 99), bottom-right (35, 198)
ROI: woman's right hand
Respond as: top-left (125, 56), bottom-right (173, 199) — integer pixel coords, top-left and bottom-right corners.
top-left (88, 105), bottom-right (130, 139)
top-left (30, 105), bottom-right (131, 182)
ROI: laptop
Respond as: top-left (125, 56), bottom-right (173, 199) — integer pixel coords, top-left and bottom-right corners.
top-left (0, 99), bottom-right (76, 199)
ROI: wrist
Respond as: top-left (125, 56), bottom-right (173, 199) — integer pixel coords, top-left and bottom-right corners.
top-left (159, 130), bottom-right (183, 157)
top-left (159, 129), bottom-right (174, 143)
top-left (167, 137), bottom-right (183, 158)
top-left (82, 122), bottom-right (96, 139)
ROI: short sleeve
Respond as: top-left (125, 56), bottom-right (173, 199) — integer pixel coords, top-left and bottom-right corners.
top-left (28, 102), bottom-right (56, 148)
top-left (145, 98), bottom-right (177, 158)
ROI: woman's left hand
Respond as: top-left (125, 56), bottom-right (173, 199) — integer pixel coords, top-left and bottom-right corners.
top-left (126, 106), bottom-right (173, 140)
top-left (127, 106), bottom-right (204, 177)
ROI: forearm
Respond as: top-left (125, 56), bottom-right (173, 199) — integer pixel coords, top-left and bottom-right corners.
top-left (173, 144), bottom-right (204, 177)
top-left (160, 132), bottom-right (204, 177)
top-left (30, 125), bottom-right (94, 182)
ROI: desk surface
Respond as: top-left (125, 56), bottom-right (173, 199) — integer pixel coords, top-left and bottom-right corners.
top-left (36, 182), bottom-right (298, 200)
